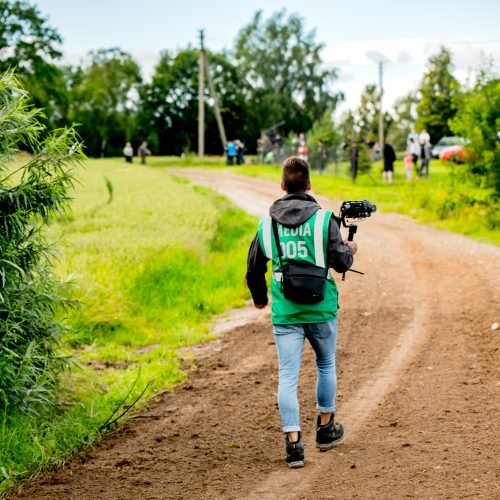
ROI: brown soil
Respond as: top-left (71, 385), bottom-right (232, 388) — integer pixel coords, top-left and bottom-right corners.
top-left (16, 171), bottom-right (500, 499)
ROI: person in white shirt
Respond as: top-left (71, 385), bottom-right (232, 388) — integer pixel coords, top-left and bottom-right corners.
top-left (123, 142), bottom-right (133, 163)
top-left (419, 129), bottom-right (430, 145)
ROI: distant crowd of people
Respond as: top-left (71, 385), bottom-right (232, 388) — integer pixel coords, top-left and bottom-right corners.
top-left (122, 141), bottom-right (152, 164)
top-left (349, 126), bottom-right (433, 184)
top-left (124, 125), bottom-right (434, 184)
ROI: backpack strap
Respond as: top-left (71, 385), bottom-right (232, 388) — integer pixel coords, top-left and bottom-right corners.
top-left (271, 218), bottom-right (284, 272)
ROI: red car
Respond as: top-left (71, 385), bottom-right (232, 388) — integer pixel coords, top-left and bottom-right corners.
top-left (439, 145), bottom-right (465, 163)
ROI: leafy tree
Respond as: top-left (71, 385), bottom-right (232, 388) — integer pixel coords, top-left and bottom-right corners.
top-left (356, 84), bottom-right (380, 141)
top-left (306, 110), bottom-right (340, 171)
top-left (0, 72), bottom-right (84, 414)
top-left (390, 91), bottom-right (418, 151)
top-left (68, 48), bottom-right (142, 157)
top-left (450, 74), bottom-right (500, 200)
top-left (339, 109), bottom-right (357, 141)
top-left (339, 85), bottom-right (392, 146)
top-left (137, 48), bottom-right (248, 155)
top-left (416, 47), bottom-right (461, 142)
top-left (0, 0), bottom-right (61, 75)
top-left (351, 84), bottom-right (392, 144)
top-left (0, 0), bottom-right (68, 130)
top-left (234, 10), bottom-right (341, 138)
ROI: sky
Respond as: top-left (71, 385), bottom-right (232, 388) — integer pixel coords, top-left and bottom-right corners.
top-left (34, 0), bottom-right (500, 115)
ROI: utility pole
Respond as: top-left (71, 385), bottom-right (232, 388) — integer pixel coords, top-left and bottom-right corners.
top-left (198, 29), bottom-right (205, 159)
top-left (378, 61), bottom-right (384, 154)
top-left (204, 52), bottom-right (227, 150)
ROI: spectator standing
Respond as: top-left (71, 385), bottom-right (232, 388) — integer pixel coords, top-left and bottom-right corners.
top-left (407, 126), bottom-right (419, 150)
top-left (138, 142), bottom-right (151, 165)
top-left (236, 140), bottom-right (245, 165)
top-left (226, 140), bottom-right (237, 165)
top-left (297, 133), bottom-right (309, 162)
top-left (273, 134), bottom-right (284, 160)
top-left (408, 138), bottom-right (420, 174)
top-left (420, 141), bottom-right (432, 179)
top-left (123, 142), bottom-right (133, 163)
top-left (382, 140), bottom-right (396, 184)
top-left (418, 129), bottom-right (431, 179)
top-left (404, 152), bottom-right (413, 181)
top-left (419, 128), bottom-right (430, 147)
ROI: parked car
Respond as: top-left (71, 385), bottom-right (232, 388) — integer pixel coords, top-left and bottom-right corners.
top-left (432, 137), bottom-right (466, 159)
top-left (439, 145), bottom-right (465, 163)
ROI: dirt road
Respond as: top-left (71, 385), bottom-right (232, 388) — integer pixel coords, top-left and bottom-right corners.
top-left (17, 170), bottom-right (500, 499)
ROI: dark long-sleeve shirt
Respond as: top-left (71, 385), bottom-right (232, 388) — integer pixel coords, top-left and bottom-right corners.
top-left (245, 193), bottom-right (353, 306)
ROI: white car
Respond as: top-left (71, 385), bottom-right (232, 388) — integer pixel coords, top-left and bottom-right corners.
top-left (432, 137), bottom-right (466, 159)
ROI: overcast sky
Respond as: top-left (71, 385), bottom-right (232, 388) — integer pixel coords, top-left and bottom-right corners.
top-left (34, 0), bottom-right (500, 114)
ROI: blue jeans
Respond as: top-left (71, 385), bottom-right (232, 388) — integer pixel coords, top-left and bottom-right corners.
top-left (273, 319), bottom-right (338, 433)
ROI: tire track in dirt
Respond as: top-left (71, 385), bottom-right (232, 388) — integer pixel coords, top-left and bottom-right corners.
top-left (16, 170), bottom-right (500, 500)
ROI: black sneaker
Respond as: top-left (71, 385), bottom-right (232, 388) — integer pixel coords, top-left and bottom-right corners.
top-left (285, 433), bottom-right (305, 468)
top-left (316, 413), bottom-right (345, 451)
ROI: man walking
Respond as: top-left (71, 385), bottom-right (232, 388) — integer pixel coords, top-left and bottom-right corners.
top-left (246, 156), bottom-right (357, 468)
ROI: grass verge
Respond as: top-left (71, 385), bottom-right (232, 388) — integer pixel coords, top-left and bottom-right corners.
top-left (0, 158), bottom-right (256, 496)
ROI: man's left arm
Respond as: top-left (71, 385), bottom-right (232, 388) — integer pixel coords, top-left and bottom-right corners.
top-left (327, 218), bottom-right (355, 273)
top-left (246, 233), bottom-right (269, 308)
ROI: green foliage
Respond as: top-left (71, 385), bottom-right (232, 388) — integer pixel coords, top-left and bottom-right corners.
top-left (0, 1), bottom-right (62, 73)
top-left (306, 111), bottom-right (340, 171)
top-left (67, 48), bottom-right (142, 157)
top-left (390, 91), bottom-right (418, 150)
top-left (137, 48), bottom-right (248, 155)
top-left (307, 111), bottom-right (339, 147)
top-left (0, 72), bottom-right (84, 415)
top-left (0, 158), bottom-right (257, 494)
top-left (416, 47), bottom-right (461, 142)
top-left (339, 85), bottom-right (392, 145)
top-left (450, 74), bottom-right (500, 198)
top-left (234, 9), bottom-right (341, 137)
top-left (0, 0), bottom-right (69, 132)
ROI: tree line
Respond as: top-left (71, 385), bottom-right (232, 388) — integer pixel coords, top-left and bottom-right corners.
top-left (1, 1), bottom-right (498, 195)
top-left (0, 2), bottom-right (342, 157)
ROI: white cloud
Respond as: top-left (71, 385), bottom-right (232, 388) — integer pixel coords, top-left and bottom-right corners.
top-left (324, 36), bottom-right (500, 115)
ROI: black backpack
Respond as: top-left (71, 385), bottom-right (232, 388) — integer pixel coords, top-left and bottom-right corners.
top-left (271, 219), bottom-right (328, 304)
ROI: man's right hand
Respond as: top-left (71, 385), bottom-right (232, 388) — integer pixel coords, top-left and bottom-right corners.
top-left (344, 239), bottom-right (358, 255)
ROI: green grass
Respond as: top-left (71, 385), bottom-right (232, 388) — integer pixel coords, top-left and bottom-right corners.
top-left (145, 153), bottom-right (227, 168)
top-left (0, 158), bottom-right (256, 496)
top-left (228, 159), bottom-right (499, 246)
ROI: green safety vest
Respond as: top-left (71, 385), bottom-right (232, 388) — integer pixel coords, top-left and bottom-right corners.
top-left (258, 209), bottom-right (338, 325)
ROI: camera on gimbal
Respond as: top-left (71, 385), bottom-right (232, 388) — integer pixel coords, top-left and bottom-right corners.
top-left (334, 199), bottom-right (376, 280)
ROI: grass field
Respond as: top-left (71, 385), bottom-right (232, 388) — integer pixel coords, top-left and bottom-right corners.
top-left (0, 158), bottom-right (256, 495)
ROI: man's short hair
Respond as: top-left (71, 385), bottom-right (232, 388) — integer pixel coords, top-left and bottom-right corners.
top-left (282, 156), bottom-right (310, 193)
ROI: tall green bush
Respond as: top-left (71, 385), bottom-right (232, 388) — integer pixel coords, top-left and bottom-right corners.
top-left (450, 76), bottom-right (500, 200)
top-left (0, 72), bottom-right (83, 414)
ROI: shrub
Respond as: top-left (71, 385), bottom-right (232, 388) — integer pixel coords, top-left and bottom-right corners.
top-left (0, 72), bottom-right (84, 415)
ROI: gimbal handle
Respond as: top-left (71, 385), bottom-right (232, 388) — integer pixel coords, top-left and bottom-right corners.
top-left (347, 224), bottom-right (358, 242)
top-left (342, 223), bottom-right (361, 281)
